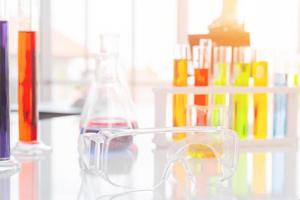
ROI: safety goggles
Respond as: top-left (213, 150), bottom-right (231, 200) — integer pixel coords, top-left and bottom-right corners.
top-left (78, 127), bottom-right (238, 190)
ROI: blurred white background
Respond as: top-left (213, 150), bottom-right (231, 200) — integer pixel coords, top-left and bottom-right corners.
top-left (6, 0), bottom-right (300, 127)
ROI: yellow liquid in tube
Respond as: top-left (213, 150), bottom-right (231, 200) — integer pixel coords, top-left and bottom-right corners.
top-left (252, 61), bottom-right (268, 139)
top-left (173, 59), bottom-right (187, 141)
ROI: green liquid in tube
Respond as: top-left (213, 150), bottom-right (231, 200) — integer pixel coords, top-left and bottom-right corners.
top-left (212, 63), bottom-right (227, 126)
top-left (233, 63), bottom-right (250, 139)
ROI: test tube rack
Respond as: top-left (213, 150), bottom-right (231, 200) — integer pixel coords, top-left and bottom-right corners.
top-left (153, 86), bottom-right (300, 148)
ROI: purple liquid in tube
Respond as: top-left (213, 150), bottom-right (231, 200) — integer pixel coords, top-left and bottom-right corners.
top-left (0, 21), bottom-right (10, 160)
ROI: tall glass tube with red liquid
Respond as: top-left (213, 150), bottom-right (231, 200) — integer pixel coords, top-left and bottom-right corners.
top-left (0, 0), bottom-right (19, 173)
top-left (13, 0), bottom-right (51, 156)
top-left (194, 39), bottom-right (212, 125)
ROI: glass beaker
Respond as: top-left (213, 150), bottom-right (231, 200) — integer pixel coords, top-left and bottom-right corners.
top-left (80, 34), bottom-right (137, 140)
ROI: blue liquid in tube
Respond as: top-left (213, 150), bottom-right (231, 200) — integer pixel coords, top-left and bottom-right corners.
top-left (273, 73), bottom-right (287, 138)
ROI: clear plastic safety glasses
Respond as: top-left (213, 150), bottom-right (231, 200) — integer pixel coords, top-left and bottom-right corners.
top-left (78, 127), bottom-right (238, 190)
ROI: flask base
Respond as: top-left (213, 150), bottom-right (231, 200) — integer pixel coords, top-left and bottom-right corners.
top-left (12, 141), bottom-right (51, 158)
top-left (0, 158), bottom-right (19, 174)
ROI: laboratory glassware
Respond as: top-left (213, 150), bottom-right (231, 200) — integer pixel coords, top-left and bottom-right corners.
top-left (252, 59), bottom-right (268, 139)
top-left (273, 73), bottom-right (287, 138)
top-left (13, 0), bottom-right (51, 157)
top-left (212, 46), bottom-right (231, 126)
top-left (232, 47), bottom-right (251, 139)
top-left (187, 105), bottom-right (228, 128)
top-left (172, 44), bottom-right (189, 141)
top-left (78, 127), bottom-right (238, 190)
top-left (0, 0), bottom-right (19, 173)
top-left (80, 34), bottom-right (137, 142)
top-left (194, 39), bottom-right (212, 125)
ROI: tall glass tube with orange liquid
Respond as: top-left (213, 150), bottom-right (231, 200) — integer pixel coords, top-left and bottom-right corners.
top-left (13, 0), bottom-right (50, 156)
top-left (172, 45), bottom-right (189, 141)
top-left (18, 31), bottom-right (37, 143)
top-left (232, 47), bottom-right (251, 139)
top-left (252, 58), bottom-right (268, 139)
top-left (194, 39), bottom-right (212, 126)
top-left (211, 46), bottom-right (231, 126)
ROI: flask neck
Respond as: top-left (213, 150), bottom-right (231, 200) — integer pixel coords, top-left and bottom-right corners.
top-left (95, 53), bottom-right (119, 81)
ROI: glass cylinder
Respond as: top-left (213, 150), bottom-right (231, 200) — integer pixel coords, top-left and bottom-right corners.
top-left (172, 44), bottom-right (189, 141)
top-left (232, 47), bottom-right (251, 139)
top-left (0, 20), bottom-right (10, 160)
top-left (0, 0), bottom-right (19, 172)
top-left (18, 31), bottom-right (37, 143)
top-left (13, 0), bottom-right (50, 156)
top-left (18, 0), bottom-right (38, 144)
top-left (194, 39), bottom-right (212, 126)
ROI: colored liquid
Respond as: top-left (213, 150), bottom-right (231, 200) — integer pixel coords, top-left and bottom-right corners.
top-left (188, 144), bottom-right (216, 158)
top-left (273, 73), bottom-right (287, 138)
top-left (232, 153), bottom-right (248, 197)
top-left (252, 61), bottom-right (268, 139)
top-left (233, 63), bottom-right (250, 139)
top-left (212, 63), bottom-right (227, 126)
top-left (252, 153), bottom-right (266, 194)
top-left (173, 59), bottom-right (188, 141)
top-left (194, 68), bottom-right (208, 125)
top-left (18, 31), bottom-right (38, 143)
top-left (81, 118), bottom-right (136, 151)
top-left (294, 73), bottom-right (299, 86)
top-left (0, 21), bottom-right (10, 160)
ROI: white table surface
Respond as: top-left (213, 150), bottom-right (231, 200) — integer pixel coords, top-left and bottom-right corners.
top-left (2, 115), bottom-right (300, 200)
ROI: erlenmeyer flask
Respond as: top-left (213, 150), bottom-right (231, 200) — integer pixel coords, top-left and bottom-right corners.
top-left (80, 34), bottom-right (137, 138)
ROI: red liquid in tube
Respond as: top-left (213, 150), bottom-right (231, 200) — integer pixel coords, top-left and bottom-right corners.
top-left (194, 68), bottom-right (208, 125)
top-left (18, 31), bottom-right (37, 143)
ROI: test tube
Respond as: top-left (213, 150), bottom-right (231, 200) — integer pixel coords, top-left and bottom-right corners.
top-left (232, 47), bottom-right (251, 139)
top-left (13, 0), bottom-right (50, 156)
top-left (252, 51), bottom-right (268, 139)
top-left (273, 62), bottom-right (288, 138)
top-left (194, 39), bottom-right (212, 125)
top-left (211, 46), bottom-right (231, 126)
top-left (172, 44), bottom-right (189, 141)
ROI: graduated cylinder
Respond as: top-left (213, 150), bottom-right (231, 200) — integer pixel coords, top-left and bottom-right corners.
top-left (18, 31), bottom-right (38, 143)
